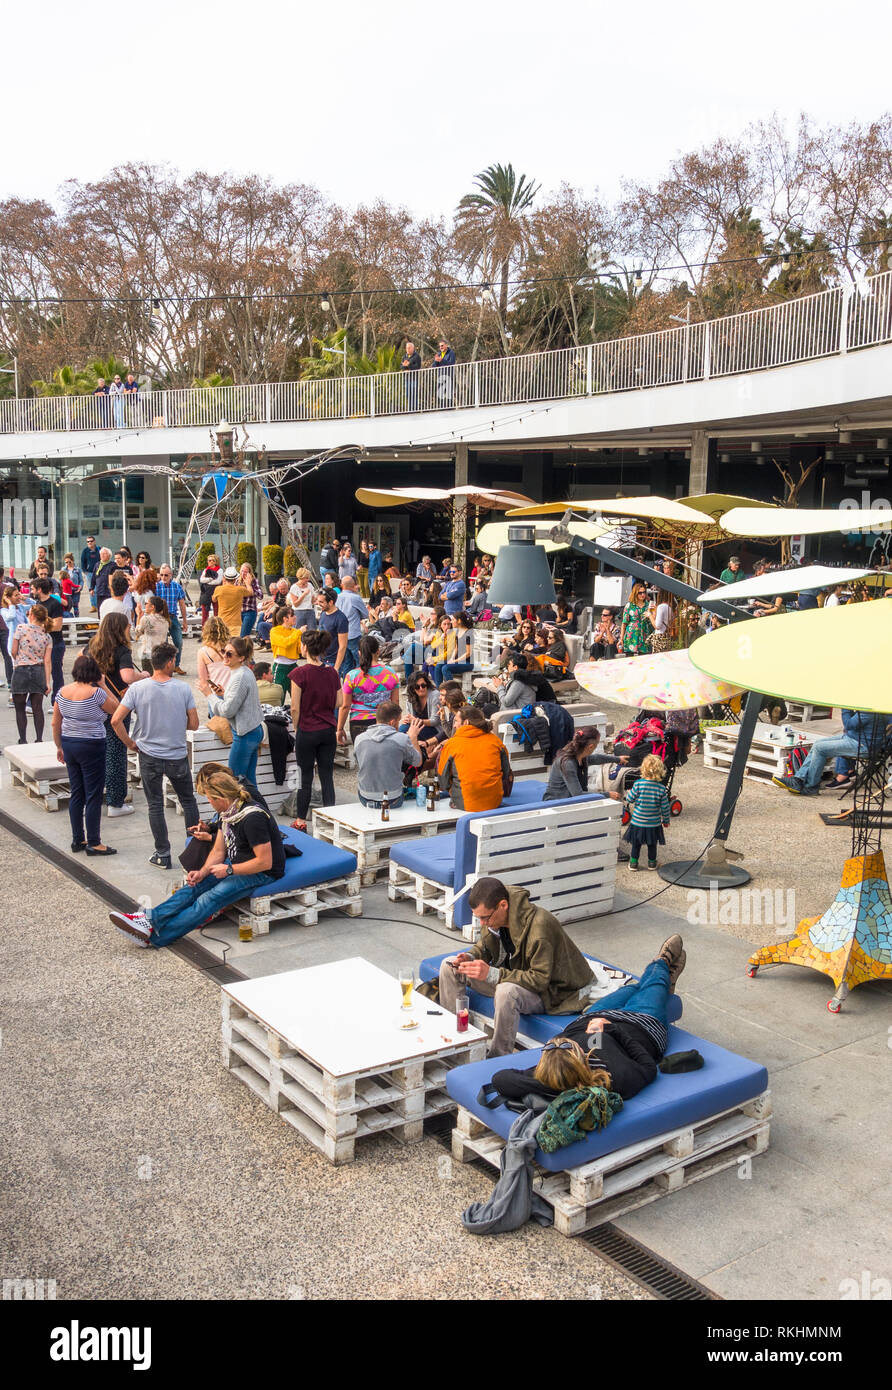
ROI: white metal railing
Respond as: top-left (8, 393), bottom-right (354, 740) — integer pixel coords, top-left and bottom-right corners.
top-left (2, 271), bottom-right (891, 437)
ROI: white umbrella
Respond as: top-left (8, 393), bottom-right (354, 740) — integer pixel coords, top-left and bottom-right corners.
top-left (721, 506), bottom-right (892, 537)
top-left (700, 565), bottom-right (875, 605)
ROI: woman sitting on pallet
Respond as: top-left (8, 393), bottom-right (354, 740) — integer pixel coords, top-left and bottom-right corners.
top-left (108, 764), bottom-right (286, 948)
top-left (490, 935), bottom-right (688, 1104)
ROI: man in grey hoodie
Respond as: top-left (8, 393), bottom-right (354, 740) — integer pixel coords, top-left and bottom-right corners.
top-left (353, 700), bottom-right (423, 809)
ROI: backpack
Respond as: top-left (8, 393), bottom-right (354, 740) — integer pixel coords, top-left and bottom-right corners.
top-left (785, 744), bottom-right (808, 777)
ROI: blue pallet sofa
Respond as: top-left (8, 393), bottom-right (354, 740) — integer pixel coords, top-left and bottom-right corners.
top-left (419, 950), bottom-right (683, 1045)
top-left (391, 791), bottom-right (618, 932)
top-left (445, 1027), bottom-right (768, 1174)
top-left (212, 824), bottom-right (361, 935)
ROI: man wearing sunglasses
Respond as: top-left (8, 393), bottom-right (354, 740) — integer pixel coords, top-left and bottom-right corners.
top-left (438, 876), bottom-right (595, 1056)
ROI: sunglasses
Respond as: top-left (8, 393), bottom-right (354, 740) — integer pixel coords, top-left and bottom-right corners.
top-left (223, 649), bottom-right (237, 658)
top-left (542, 1038), bottom-right (579, 1054)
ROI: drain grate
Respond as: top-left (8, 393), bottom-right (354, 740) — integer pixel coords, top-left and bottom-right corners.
top-left (577, 1225), bottom-right (717, 1300)
top-left (425, 1115), bottom-right (717, 1300)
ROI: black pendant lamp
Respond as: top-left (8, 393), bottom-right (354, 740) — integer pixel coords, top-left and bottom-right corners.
top-left (487, 524), bottom-right (557, 606)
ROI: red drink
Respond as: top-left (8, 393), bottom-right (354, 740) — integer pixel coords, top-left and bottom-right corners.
top-left (456, 1006), bottom-right (469, 1033)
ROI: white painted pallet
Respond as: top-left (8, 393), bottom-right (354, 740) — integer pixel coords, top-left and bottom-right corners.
top-left (312, 801), bottom-right (462, 885)
top-left (703, 726), bottom-right (815, 784)
top-left (158, 726), bottom-right (296, 816)
top-left (388, 798), bottom-right (621, 930)
top-left (214, 871), bottom-right (363, 936)
top-left (494, 704), bottom-right (608, 778)
top-left (452, 1091), bottom-right (772, 1235)
top-left (4, 742), bottom-right (71, 811)
top-left (222, 991), bottom-right (485, 1164)
top-left (786, 701), bottom-right (834, 723)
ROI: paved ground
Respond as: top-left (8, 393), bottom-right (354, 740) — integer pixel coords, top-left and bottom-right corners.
top-left (1, 634), bottom-right (890, 1300)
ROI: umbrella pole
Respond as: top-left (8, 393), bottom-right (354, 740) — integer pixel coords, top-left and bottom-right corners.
top-left (658, 689), bottom-right (761, 889)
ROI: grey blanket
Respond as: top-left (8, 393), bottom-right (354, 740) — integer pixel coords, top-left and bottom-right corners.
top-left (461, 1109), bottom-right (553, 1235)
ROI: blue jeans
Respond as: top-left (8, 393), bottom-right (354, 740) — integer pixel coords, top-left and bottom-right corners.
top-left (62, 735), bottom-right (107, 846)
top-left (256, 618), bottom-right (273, 644)
top-left (147, 869), bottom-right (275, 947)
top-left (436, 661), bottom-right (473, 685)
top-left (585, 959), bottom-right (671, 1029)
top-left (240, 610), bottom-right (258, 638)
top-left (358, 791), bottom-right (405, 810)
top-left (794, 735), bottom-right (859, 790)
top-left (229, 724), bottom-right (263, 782)
top-left (168, 615), bottom-right (183, 665)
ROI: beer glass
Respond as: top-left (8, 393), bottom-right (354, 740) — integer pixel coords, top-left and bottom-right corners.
top-left (398, 966), bottom-right (414, 1011)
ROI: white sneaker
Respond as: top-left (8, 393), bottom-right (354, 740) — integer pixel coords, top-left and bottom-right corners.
top-left (108, 910), bottom-right (152, 946)
top-left (108, 804), bottom-right (135, 817)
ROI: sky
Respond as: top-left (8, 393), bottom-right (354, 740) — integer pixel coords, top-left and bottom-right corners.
top-left (4, 0), bottom-right (892, 219)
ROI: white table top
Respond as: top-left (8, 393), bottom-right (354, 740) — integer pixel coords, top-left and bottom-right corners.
top-left (223, 957), bottom-right (485, 1076)
top-left (313, 798), bottom-right (460, 834)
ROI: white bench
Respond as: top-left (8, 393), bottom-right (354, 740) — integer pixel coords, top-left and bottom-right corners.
top-left (4, 740), bottom-right (71, 811)
top-left (128, 725), bottom-right (297, 817)
top-left (388, 797), bottom-right (622, 933)
top-left (493, 703), bottom-right (609, 779)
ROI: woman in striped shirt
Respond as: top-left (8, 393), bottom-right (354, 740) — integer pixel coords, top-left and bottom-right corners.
top-left (52, 651), bottom-right (120, 855)
top-left (621, 753), bottom-right (671, 871)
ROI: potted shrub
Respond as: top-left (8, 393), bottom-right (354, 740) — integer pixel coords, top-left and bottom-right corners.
top-left (262, 544), bottom-right (284, 588)
top-left (283, 544), bottom-right (302, 577)
top-left (195, 541), bottom-right (216, 573)
top-left (236, 541), bottom-right (258, 571)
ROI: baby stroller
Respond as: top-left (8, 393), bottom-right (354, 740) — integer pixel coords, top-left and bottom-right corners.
top-left (608, 711), bottom-right (687, 823)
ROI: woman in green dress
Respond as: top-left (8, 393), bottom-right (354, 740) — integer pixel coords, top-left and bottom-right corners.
top-left (620, 581), bottom-right (653, 656)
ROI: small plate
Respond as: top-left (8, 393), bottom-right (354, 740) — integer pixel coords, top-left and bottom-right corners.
top-left (398, 1018), bottom-right (419, 1031)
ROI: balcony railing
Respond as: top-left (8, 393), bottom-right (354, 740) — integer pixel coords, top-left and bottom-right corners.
top-left (2, 271), bottom-right (891, 438)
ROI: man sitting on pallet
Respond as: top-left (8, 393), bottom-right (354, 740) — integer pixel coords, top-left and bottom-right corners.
top-left (108, 764), bottom-right (285, 947)
top-left (438, 877), bottom-right (597, 1056)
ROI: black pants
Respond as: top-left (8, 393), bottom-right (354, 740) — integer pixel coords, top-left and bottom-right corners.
top-left (591, 641), bottom-right (617, 660)
top-left (295, 727), bottom-right (336, 821)
top-left (138, 751), bottom-right (199, 856)
top-left (51, 639), bottom-right (65, 702)
top-left (105, 713), bottom-right (130, 807)
top-left (62, 735), bottom-right (107, 846)
top-left (13, 692), bottom-right (44, 742)
top-left (0, 619), bottom-right (12, 683)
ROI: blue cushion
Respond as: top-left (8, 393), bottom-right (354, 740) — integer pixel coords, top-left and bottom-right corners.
top-left (419, 951), bottom-right (682, 1040)
top-left (502, 781), bottom-right (546, 807)
top-left (445, 1026), bottom-right (768, 1172)
top-left (246, 826), bottom-right (357, 898)
top-left (390, 833), bottom-right (457, 886)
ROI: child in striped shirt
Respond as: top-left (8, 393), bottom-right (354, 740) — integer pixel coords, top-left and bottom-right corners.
top-left (623, 754), bottom-right (670, 871)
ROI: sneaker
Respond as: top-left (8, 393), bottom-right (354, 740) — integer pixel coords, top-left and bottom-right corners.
top-left (647, 860), bottom-right (658, 870)
top-left (772, 774), bottom-right (804, 794)
top-left (657, 935), bottom-right (686, 990)
top-left (108, 804), bottom-right (135, 817)
top-left (628, 859), bottom-right (639, 871)
top-left (149, 852), bottom-right (172, 870)
top-left (108, 910), bottom-right (152, 946)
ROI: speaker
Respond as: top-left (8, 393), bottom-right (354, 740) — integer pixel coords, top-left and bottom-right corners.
top-left (487, 525), bottom-right (557, 606)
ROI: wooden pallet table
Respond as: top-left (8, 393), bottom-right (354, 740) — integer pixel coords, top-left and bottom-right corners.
top-left (61, 615), bottom-right (101, 647)
top-left (452, 1091), bottom-right (771, 1235)
top-left (786, 701), bottom-right (834, 723)
top-left (312, 799), bottom-right (462, 885)
top-left (3, 741), bottom-right (71, 811)
top-left (213, 872), bottom-right (363, 936)
top-left (703, 725), bottom-right (816, 784)
top-left (222, 958), bottom-right (486, 1163)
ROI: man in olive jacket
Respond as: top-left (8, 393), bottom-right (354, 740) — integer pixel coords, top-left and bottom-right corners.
top-left (438, 877), bottom-right (594, 1056)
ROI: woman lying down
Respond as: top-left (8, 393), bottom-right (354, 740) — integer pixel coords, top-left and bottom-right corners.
top-left (491, 934), bottom-right (687, 1108)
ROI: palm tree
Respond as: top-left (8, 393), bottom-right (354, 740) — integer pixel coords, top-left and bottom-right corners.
top-left (456, 163), bottom-right (540, 322)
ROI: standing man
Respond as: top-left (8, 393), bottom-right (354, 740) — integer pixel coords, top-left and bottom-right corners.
top-left (31, 577), bottom-right (66, 703)
top-left (336, 575), bottom-right (368, 673)
top-left (89, 547), bottom-right (114, 609)
top-left (154, 563), bottom-right (189, 674)
top-left (122, 372), bottom-right (140, 425)
top-left (401, 340), bottom-right (421, 411)
top-left (111, 642), bottom-right (200, 870)
top-left (314, 589), bottom-right (349, 673)
top-left (93, 377), bottom-right (110, 428)
top-left (367, 541), bottom-right (383, 591)
top-left (319, 536), bottom-right (341, 585)
top-left (212, 565), bottom-right (252, 635)
top-left (80, 536), bottom-right (101, 589)
top-left (29, 546), bottom-right (53, 579)
top-left (433, 339), bottom-right (456, 405)
top-left (443, 564), bottom-right (466, 616)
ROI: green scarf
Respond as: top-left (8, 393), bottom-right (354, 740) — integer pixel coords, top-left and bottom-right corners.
top-left (538, 1085), bottom-right (623, 1153)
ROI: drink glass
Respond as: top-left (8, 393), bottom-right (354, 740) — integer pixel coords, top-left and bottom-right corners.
top-left (398, 966), bottom-right (414, 1011)
top-left (455, 993), bottom-right (469, 1033)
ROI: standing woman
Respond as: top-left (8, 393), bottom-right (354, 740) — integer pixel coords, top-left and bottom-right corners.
top-left (89, 611), bottom-right (149, 818)
top-left (239, 562), bottom-right (263, 638)
top-left (288, 627), bottom-right (343, 831)
top-left (198, 553), bottom-right (221, 626)
top-left (52, 652), bottom-right (120, 855)
top-left (10, 603), bottom-right (52, 742)
top-left (336, 634), bottom-right (400, 748)
top-left (357, 538), bottom-right (370, 598)
top-left (196, 616), bottom-right (232, 700)
top-left (620, 582), bottom-right (653, 657)
top-left (131, 566), bottom-right (157, 622)
top-left (135, 551), bottom-right (152, 574)
top-left (338, 542), bottom-right (358, 583)
top-left (208, 635), bottom-right (265, 783)
top-left (133, 595), bottom-right (170, 671)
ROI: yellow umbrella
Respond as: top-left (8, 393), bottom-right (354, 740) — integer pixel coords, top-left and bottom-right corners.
top-left (475, 518), bottom-right (610, 555)
top-left (356, 485), bottom-right (534, 510)
top-left (690, 599), bottom-right (892, 713)
top-left (507, 495), bottom-right (712, 534)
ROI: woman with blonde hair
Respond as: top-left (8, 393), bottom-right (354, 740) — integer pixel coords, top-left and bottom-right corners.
top-left (288, 567), bottom-right (316, 626)
top-left (133, 594), bottom-right (170, 670)
top-left (238, 562), bottom-right (263, 638)
top-left (206, 634), bottom-right (265, 783)
top-left (196, 615), bottom-right (232, 699)
top-left (108, 761), bottom-right (285, 949)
